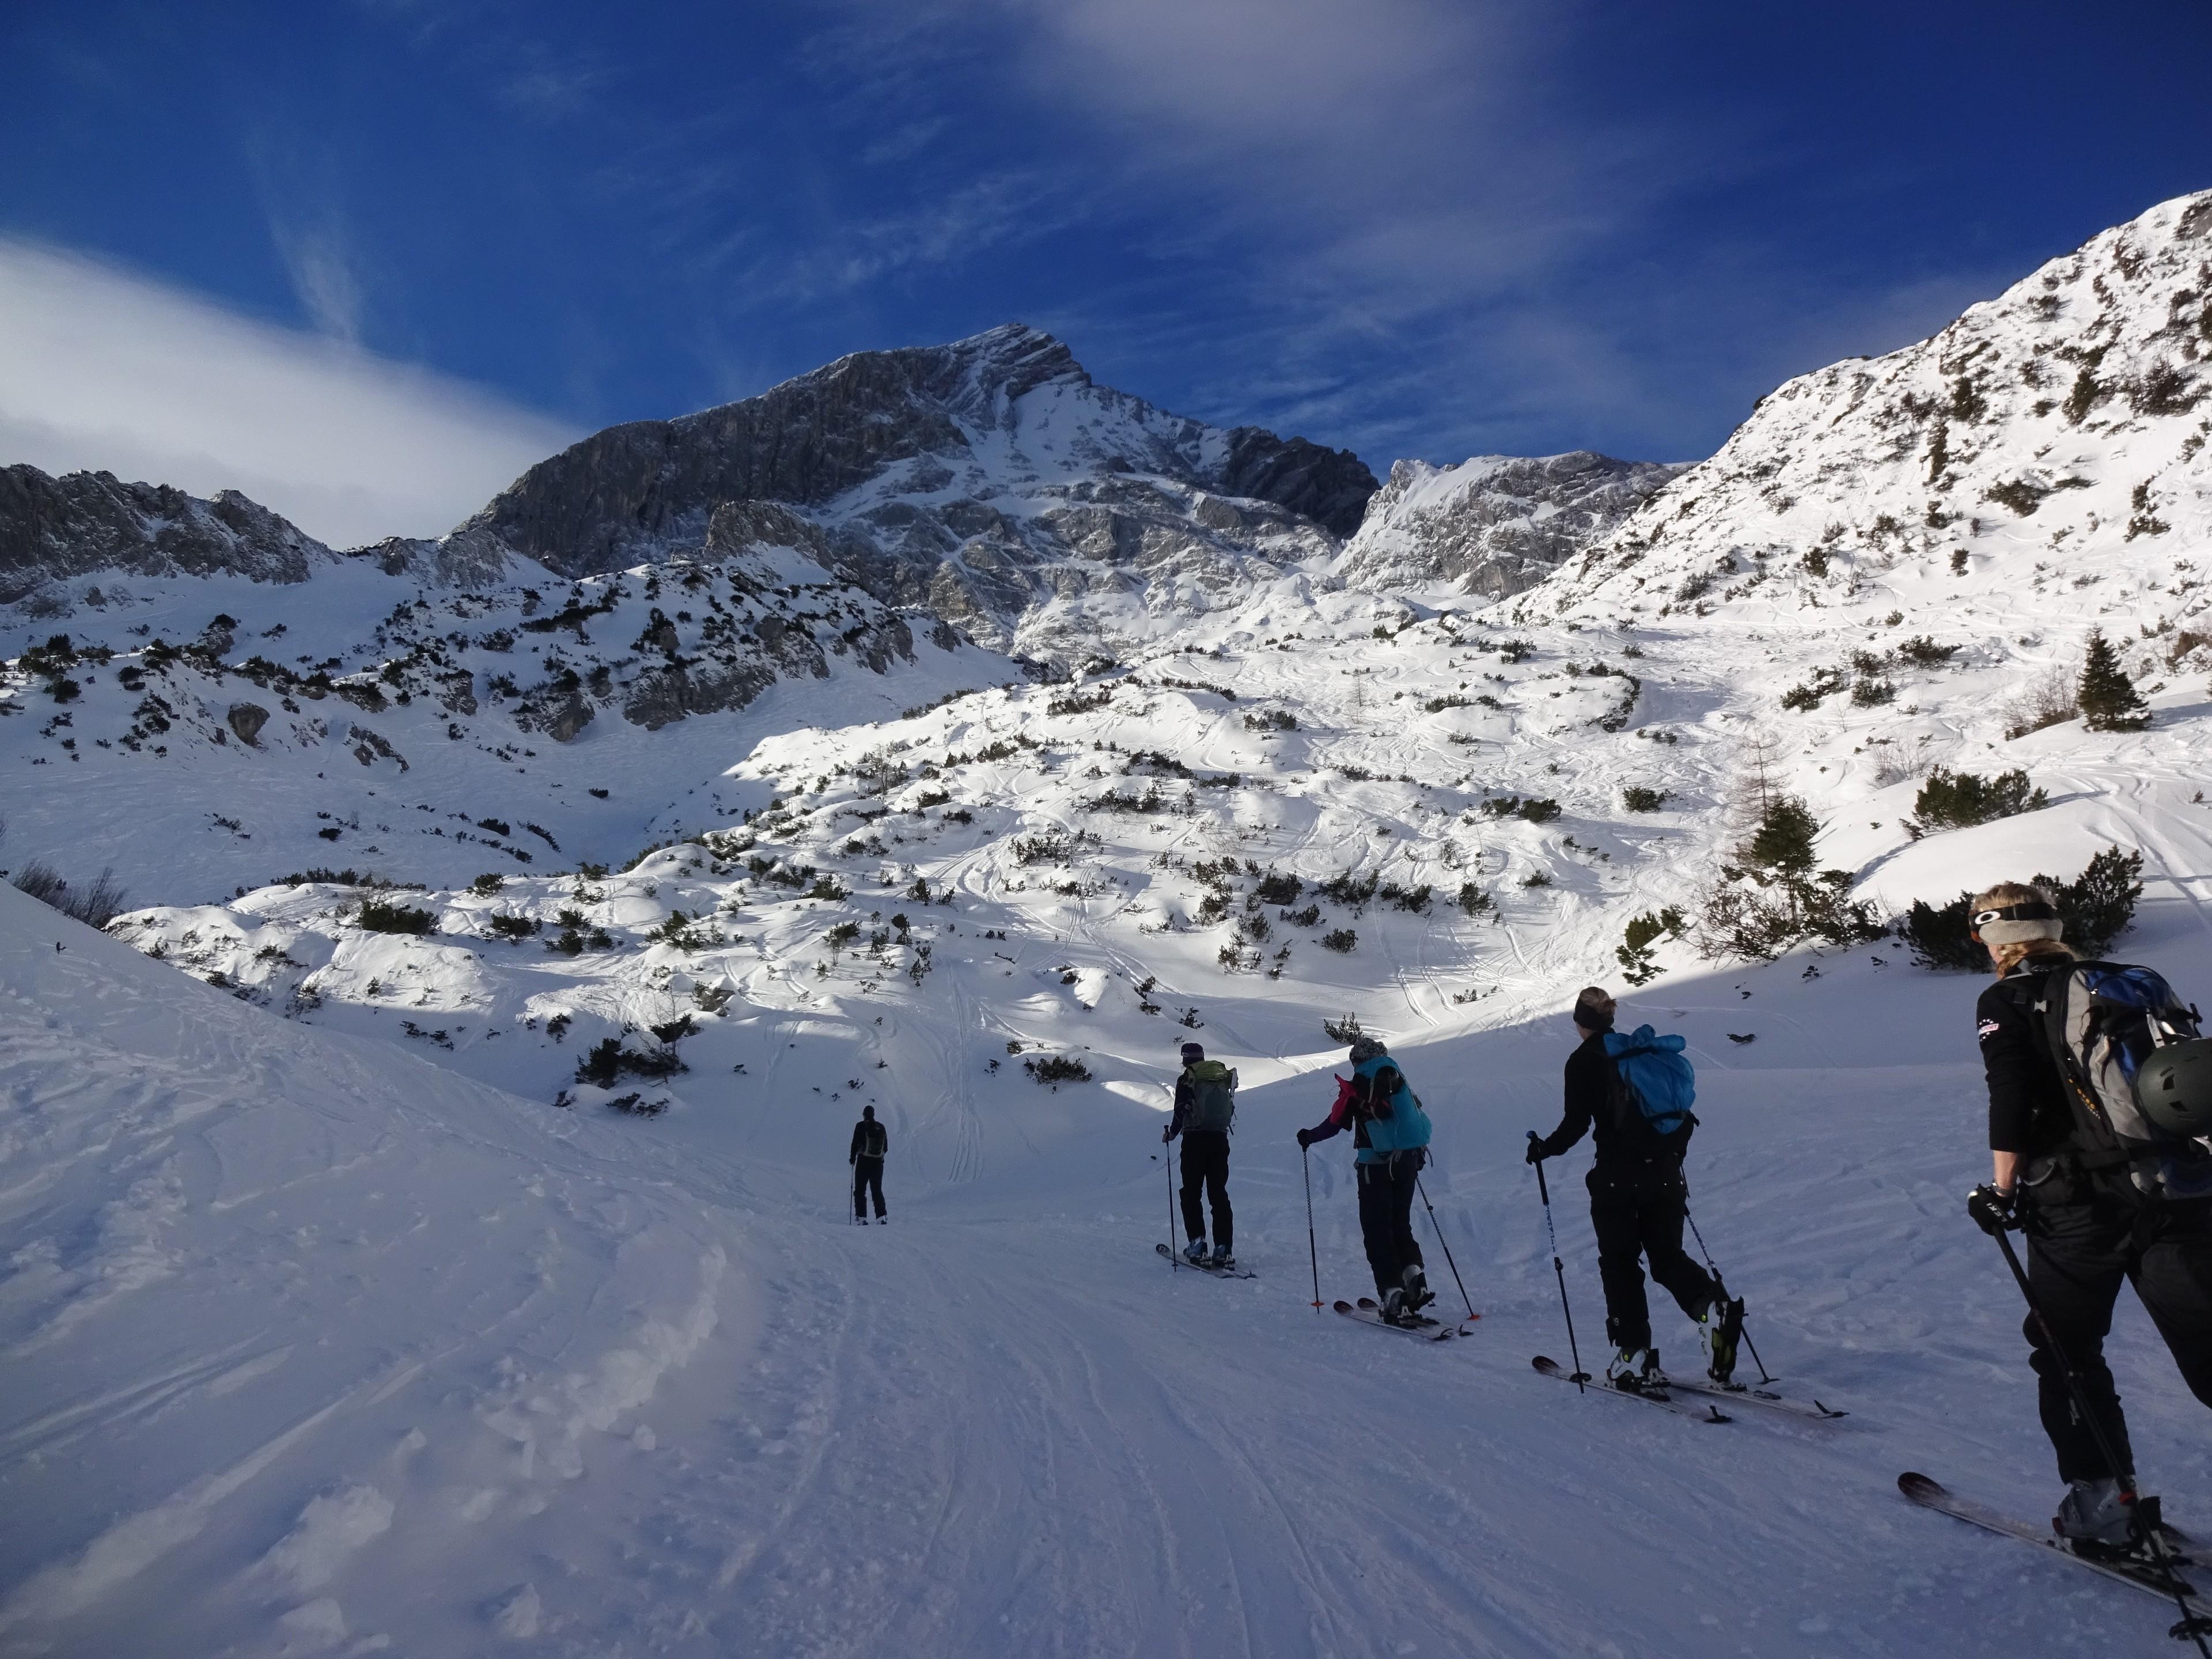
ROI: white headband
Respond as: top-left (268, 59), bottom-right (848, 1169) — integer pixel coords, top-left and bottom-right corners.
top-left (1974, 902), bottom-right (2062, 948)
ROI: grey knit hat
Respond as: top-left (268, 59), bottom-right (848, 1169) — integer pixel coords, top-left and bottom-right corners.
top-left (1348, 1035), bottom-right (1386, 1064)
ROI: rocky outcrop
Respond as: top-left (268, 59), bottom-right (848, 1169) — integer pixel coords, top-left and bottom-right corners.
top-left (346, 724), bottom-right (408, 771)
top-left (1337, 452), bottom-right (1686, 599)
top-left (1218, 427), bottom-right (1379, 537)
top-left (225, 702), bottom-right (269, 746)
top-left (0, 467), bottom-right (330, 604)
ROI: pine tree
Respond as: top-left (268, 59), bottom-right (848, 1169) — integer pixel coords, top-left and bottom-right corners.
top-left (2077, 629), bottom-right (2150, 732)
top-left (1741, 795), bottom-right (1820, 877)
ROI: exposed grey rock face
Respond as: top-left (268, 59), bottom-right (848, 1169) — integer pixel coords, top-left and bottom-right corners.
top-left (1336, 452), bottom-right (1687, 600)
top-left (446, 324), bottom-right (1377, 659)
top-left (226, 703), bottom-right (269, 747)
top-left (0, 466), bottom-right (331, 604)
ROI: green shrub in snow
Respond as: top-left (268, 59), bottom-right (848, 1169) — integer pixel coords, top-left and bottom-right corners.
top-left (1901, 847), bottom-right (2144, 971)
top-left (357, 900), bottom-right (435, 935)
top-left (1905, 768), bottom-right (2048, 838)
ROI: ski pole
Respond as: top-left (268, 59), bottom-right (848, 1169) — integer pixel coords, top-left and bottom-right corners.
top-left (1415, 1171), bottom-right (1476, 1324)
top-left (1528, 1134), bottom-right (1586, 1393)
top-left (1682, 1191), bottom-right (1773, 1385)
top-left (1166, 1138), bottom-right (1177, 1273)
top-left (1302, 1143), bottom-right (1321, 1310)
top-left (1987, 1221), bottom-right (2211, 1652)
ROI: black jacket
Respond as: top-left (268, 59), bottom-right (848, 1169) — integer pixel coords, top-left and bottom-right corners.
top-left (1535, 1031), bottom-right (1672, 1169)
top-left (850, 1118), bottom-right (888, 1162)
top-left (1978, 957), bottom-right (2077, 1158)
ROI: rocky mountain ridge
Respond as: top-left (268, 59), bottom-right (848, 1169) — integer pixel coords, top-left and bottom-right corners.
top-left (1532, 187), bottom-right (2212, 653)
top-left (1335, 450), bottom-right (1685, 600)
top-left (0, 465), bottom-right (334, 605)
top-left (436, 323), bottom-right (1378, 658)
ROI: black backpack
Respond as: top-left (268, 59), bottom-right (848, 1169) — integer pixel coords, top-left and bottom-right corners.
top-left (2035, 961), bottom-right (2212, 1200)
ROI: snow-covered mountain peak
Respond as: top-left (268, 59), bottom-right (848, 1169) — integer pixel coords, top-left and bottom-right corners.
top-left (430, 324), bottom-right (1378, 658)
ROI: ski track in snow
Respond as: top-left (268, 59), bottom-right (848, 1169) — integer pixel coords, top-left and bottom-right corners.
top-left (9, 838), bottom-right (2212, 1654)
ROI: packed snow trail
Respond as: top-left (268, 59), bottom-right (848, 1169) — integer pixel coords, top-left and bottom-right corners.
top-left (10, 873), bottom-right (2212, 1655)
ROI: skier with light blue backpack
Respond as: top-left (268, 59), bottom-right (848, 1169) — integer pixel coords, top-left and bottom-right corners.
top-left (1298, 1035), bottom-right (1436, 1324)
top-left (1527, 987), bottom-right (1747, 1390)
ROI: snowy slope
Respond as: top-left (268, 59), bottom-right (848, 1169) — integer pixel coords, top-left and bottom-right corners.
top-left (14, 762), bottom-right (2212, 1656)
top-left (0, 535), bottom-right (999, 902)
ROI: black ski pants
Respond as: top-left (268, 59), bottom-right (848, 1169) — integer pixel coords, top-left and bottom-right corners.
top-left (1179, 1130), bottom-right (1232, 1250)
top-left (1587, 1161), bottom-right (1717, 1354)
top-left (2022, 1187), bottom-right (2212, 1483)
top-left (1356, 1152), bottom-right (1425, 1296)
top-left (852, 1156), bottom-right (885, 1219)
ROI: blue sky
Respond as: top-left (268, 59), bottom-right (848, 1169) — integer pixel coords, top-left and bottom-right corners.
top-left (3, 1), bottom-right (2209, 543)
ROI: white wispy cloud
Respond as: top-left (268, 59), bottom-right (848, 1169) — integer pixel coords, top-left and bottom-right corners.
top-left (0, 238), bottom-right (577, 548)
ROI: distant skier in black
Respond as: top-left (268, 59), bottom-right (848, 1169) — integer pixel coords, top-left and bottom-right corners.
top-left (1527, 987), bottom-right (1743, 1389)
top-left (1164, 1041), bottom-right (1237, 1267)
top-left (1963, 881), bottom-right (2212, 1551)
top-left (850, 1105), bottom-right (888, 1224)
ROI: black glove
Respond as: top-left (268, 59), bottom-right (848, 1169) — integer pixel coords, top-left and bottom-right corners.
top-left (1161, 1125), bottom-right (1174, 1145)
top-left (1296, 1127), bottom-right (1314, 1149)
top-left (1524, 1134), bottom-right (1547, 1165)
top-left (1967, 1183), bottom-right (2020, 1235)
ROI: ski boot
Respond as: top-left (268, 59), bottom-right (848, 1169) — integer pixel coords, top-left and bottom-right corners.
top-left (1401, 1264), bottom-right (1434, 1315)
top-left (1184, 1240), bottom-right (1211, 1266)
top-left (1209, 1244), bottom-right (1234, 1270)
top-left (1704, 1294), bottom-right (1746, 1385)
top-left (1380, 1287), bottom-right (1414, 1326)
top-left (1606, 1346), bottom-right (1664, 1393)
top-left (2054, 1478), bottom-right (2155, 1557)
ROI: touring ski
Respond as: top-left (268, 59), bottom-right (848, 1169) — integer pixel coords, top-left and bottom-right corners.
top-left (1899, 1473), bottom-right (2212, 1639)
top-left (1532, 1355), bottom-right (1730, 1422)
top-left (1661, 1373), bottom-right (1849, 1422)
top-left (1157, 1243), bottom-right (1257, 1279)
top-left (1334, 1299), bottom-right (1455, 1341)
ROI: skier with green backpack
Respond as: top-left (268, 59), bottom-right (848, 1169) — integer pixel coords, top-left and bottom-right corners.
top-left (1164, 1041), bottom-right (1238, 1268)
top-left (1527, 987), bottom-right (1745, 1390)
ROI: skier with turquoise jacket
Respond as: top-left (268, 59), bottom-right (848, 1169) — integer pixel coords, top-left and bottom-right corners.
top-left (1297, 1035), bottom-right (1435, 1324)
top-left (1527, 987), bottom-right (1745, 1389)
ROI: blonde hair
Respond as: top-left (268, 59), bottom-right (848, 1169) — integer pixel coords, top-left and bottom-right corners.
top-left (1573, 986), bottom-right (1617, 1029)
top-left (1971, 881), bottom-right (2075, 974)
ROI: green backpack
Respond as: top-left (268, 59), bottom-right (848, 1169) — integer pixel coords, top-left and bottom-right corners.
top-left (1185, 1060), bottom-right (1238, 1132)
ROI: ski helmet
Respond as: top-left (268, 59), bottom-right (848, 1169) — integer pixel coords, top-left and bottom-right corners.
top-left (2134, 1036), bottom-right (2212, 1137)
